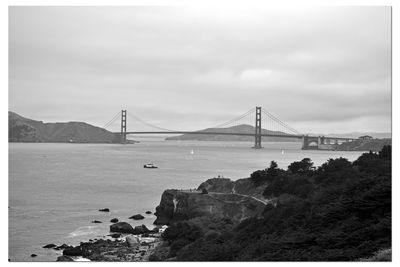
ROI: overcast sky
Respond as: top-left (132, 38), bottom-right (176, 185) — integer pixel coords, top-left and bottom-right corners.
top-left (9, 6), bottom-right (391, 134)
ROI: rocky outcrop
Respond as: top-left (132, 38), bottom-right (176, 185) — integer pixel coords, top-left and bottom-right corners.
top-left (129, 214), bottom-right (145, 220)
top-left (110, 222), bottom-right (135, 234)
top-left (131, 225), bottom-right (150, 235)
top-left (43, 244), bottom-right (56, 249)
top-left (56, 255), bottom-right (74, 261)
top-left (99, 208), bottom-right (110, 212)
top-left (63, 246), bottom-right (83, 256)
top-left (154, 188), bottom-right (265, 225)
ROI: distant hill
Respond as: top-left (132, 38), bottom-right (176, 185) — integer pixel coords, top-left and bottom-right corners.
top-left (310, 132), bottom-right (391, 139)
top-left (9, 111), bottom-right (121, 143)
top-left (165, 124), bottom-right (300, 142)
top-left (335, 138), bottom-right (392, 152)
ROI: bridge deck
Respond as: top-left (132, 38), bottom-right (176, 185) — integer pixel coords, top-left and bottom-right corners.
top-left (112, 131), bottom-right (356, 141)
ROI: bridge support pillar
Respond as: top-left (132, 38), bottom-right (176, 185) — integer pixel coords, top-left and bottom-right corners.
top-left (302, 135), bottom-right (309, 149)
top-left (253, 106), bottom-right (262, 149)
top-left (121, 110), bottom-right (127, 144)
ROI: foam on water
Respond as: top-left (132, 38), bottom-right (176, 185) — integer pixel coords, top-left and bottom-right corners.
top-left (67, 226), bottom-right (102, 238)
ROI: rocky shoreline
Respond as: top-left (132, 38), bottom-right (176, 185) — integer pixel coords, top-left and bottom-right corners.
top-left (43, 178), bottom-right (268, 261)
top-left (40, 209), bottom-right (168, 262)
top-left (55, 232), bottom-right (165, 262)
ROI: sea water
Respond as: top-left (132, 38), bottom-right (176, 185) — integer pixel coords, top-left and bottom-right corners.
top-left (9, 141), bottom-right (363, 261)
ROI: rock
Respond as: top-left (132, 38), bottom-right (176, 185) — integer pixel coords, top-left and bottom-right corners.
top-left (42, 243), bottom-right (56, 249)
top-left (63, 246), bottom-right (83, 256)
top-left (110, 218), bottom-right (119, 223)
top-left (132, 224), bottom-right (150, 235)
top-left (129, 214), bottom-right (145, 220)
top-left (145, 211), bottom-right (152, 214)
top-left (30, 254), bottom-right (37, 257)
top-left (99, 208), bottom-right (110, 212)
top-left (108, 233), bottom-right (121, 238)
top-left (57, 255), bottom-right (74, 261)
top-left (54, 244), bottom-right (72, 250)
top-left (110, 222), bottom-right (135, 234)
top-left (126, 235), bottom-right (140, 247)
top-left (91, 220), bottom-right (102, 223)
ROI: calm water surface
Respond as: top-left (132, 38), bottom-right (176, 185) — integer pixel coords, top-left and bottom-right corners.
top-left (9, 141), bottom-right (363, 261)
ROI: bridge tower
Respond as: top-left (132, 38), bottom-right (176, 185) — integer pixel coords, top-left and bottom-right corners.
top-left (120, 110), bottom-right (127, 144)
top-left (254, 106), bottom-right (262, 149)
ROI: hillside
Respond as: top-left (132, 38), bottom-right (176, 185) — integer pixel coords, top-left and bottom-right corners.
top-left (152, 146), bottom-right (391, 261)
top-left (165, 124), bottom-right (299, 142)
top-left (335, 138), bottom-right (391, 151)
top-left (9, 111), bottom-right (121, 143)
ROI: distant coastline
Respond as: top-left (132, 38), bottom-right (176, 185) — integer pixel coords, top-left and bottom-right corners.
top-left (8, 111), bottom-right (138, 144)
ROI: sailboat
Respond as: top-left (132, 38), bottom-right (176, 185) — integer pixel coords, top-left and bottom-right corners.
top-left (281, 150), bottom-right (285, 155)
top-left (190, 150), bottom-right (194, 155)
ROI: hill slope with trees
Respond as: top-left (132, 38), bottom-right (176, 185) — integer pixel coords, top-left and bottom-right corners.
top-left (153, 146), bottom-right (391, 261)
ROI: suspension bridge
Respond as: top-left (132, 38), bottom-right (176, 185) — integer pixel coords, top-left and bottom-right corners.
top-left (102, 106), bottom-right (357, 150)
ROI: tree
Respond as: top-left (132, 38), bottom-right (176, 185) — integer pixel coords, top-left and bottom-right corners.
top-left (379, 145), bottom-right (391, 160)
top-left (266, 161), bottom-right (279, 177)
top-left (288, 158), bottom-right (314, 174)
top-left (319, 157), bottom-right (352, 173)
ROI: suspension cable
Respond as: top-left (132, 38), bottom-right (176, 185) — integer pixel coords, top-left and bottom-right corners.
top-left (207, 107), bottom-right (256, 129)
top-left (126, 112), bottom-right (177, 132)
top-left (102, 111), bottom-right (122, 129)
top-left (261, 109), bottom-right (301, 135)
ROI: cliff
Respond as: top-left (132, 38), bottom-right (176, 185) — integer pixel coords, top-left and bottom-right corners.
top-left (9, 111), bottom-right (121, 143)
top-left (154, 182), bottom-right (267, 225)
top-left (165, 124), bottom-right (299, 142)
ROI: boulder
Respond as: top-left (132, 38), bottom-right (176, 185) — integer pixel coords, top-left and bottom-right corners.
top-left (110, 218), bottom-right (119, 223)
top-left (63, 246), bottom-right (83, 256)
top-left (54, 244), bottom-right (72, 250)
top-left (99, 208), bottom-right (110, 212)
top-left (126, 235), bottom-right (140, 247)
top-left (132, 224), bottom-right (150, 235)
top-left (42, 243), bottom-right (56, 249)
top-left (109, 222), bottom-right (134, 234)
top-left (57, 255), bottom-right (74, 262)
top-left (91, 220), bottom-right (102, 223)
top-left (129, 214), bottom-right (145, 220)
top-left (108, 233), bottom-right (121, 238)
top-left (145, 211), bottom-right (152, 214)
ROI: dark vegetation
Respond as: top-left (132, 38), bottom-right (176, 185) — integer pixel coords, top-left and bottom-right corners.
top-left (335, 138), bottom-right (391, 152)
top-left (161, 146), bottom-right (391, 261)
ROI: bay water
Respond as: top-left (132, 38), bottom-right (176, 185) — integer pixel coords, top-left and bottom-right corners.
top-left (9, 141), bottom-right (363, 261)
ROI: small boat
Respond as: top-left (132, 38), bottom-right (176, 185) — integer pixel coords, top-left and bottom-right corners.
top-left (144, 163), bottom-right (158, 169)
top-left (190, 150), bottom-right (194, 155)
top-left (281, 150), bottom-right (285, 155)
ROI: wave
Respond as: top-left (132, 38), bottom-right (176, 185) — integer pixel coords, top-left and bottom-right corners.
top-left (67, 226), bottom-right (102, 238)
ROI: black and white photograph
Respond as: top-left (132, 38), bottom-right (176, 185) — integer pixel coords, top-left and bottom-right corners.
top-left (6, 2), bottom-right (394, 263)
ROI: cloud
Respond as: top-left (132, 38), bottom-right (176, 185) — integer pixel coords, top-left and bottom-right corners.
top-left (9, 6), bottom-right (391, 134)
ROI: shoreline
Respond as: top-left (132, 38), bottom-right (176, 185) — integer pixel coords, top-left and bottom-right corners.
top-left (51, 227), bottom-right (166, 262)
